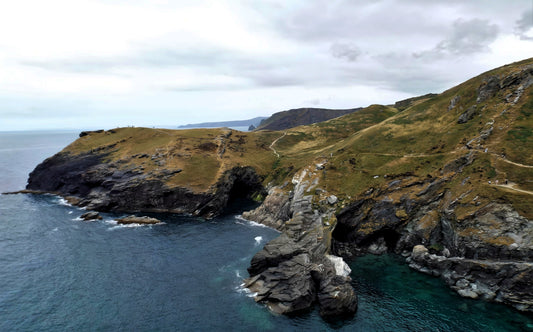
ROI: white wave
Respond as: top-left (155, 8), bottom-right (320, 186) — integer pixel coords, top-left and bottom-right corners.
top-left (52, 227), bottom-right (58, 232)
top-left (234, 215), bottom-right (274, 229)
top-left (235, 270), bottom-right (242, 279)
top-left (235, 284), bottom-right (258, 298)
top-left (68, 211), bottom-right (73, 214)
top-left (107, 220), bottom-right (165, 230)
top-left (72, 217), bottom-right (83, 221)
top-left (104, 219), bottom-right (118, 225)
top-left (57, 198), bottom-right (72, 207)
top-left (254, 236), bottom-right (263, 245)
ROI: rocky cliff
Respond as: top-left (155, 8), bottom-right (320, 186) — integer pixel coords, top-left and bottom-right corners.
top-left (242, 162), bottom-right (357, 317)
top-left (21, 57), bottom-right (533, 318)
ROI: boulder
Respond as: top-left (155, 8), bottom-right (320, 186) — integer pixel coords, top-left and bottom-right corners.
top-left (326, 195), bottom-right (338, 205)
top-left (412, 245), bottom-right (429, 261)
top-left (247, 233), bottom-right (303, 276)
top-left (246, 254), bottom-right (316, 315)
top-left (116, 215), bottom-right (161, 225)
top-left (80, 211), bottom-right (102, 221)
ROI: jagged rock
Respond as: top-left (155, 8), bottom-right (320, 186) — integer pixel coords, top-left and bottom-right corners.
top-left (313, 258), bottom-right (358, 318)
top-left (325, 255), bottom-right (352, 277)
top-left (244, 167), bottom-right (358, 318)
top-left (246, 254), bottom-right (316, 315)
top-left (116, 215), bottom-right (161, 224)
top-left (477, 76), bottom-right (500, 103)
top-left (241, 187), bottom-right (291, 230)
top-left (457, 105), bottom-right (478, 124)
top-left (326, 195), bottom-right (338, 205)
top-left (247, 233), bottom-right (303, 276)
top-left (80, 211), bottom-right (102, 221)
top-left (448, 95), bottom-right (460, 111)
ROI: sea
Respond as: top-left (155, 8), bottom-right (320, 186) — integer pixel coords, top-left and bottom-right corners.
top-left (0, 130), bottom-right (532, 331)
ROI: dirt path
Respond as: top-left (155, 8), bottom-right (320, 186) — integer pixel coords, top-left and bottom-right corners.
top-left (492, 182), bottom-right (533, 195)
top-left (492, 154), bottom-right (533, 168)
top-left (270, 132), bottom-right (287, 158)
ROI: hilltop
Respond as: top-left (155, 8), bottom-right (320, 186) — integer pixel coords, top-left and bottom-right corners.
top-left (22, 58), bottom-right (533, 317)
top-left (254, 107), bottom-right (362, 131)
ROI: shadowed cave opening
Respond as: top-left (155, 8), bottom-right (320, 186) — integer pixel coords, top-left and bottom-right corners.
top-left (332, 224), bottom-right (401, 253)
top-left (223, 178), bottom-right (263, 215)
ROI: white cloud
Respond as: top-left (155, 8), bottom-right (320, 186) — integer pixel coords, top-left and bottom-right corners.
top-left (0, 0), bottom-right (532, 131)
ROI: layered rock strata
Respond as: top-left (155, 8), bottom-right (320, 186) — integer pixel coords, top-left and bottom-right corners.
top-left (330, 154), bottom-right (533, 312)
top-left (26, 151), bottom-right (264, 219)
top-left (243, 165), bottom-right (358, 318)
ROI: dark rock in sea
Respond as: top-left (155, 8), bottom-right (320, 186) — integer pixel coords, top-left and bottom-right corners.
top-left (248, 233), bottom-right (303, 276)
top-left (116, 215), bottom-right (161, 225)
top-left (247, 253), bottom-right (316, 315)
top-left (80, 211), bottom-right (102, 221)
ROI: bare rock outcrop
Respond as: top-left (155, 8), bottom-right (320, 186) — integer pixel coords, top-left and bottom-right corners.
top-left (243, 168), bottom-right (358, 318)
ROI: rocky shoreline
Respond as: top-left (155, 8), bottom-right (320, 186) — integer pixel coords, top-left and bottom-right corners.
top-left (20, 146), bottom-right (533, 316)
top-left (24, 151), bottom-right (265, 219)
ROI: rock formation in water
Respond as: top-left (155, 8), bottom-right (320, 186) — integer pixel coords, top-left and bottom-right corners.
top-left (243, 163), bottom-right (357, 317)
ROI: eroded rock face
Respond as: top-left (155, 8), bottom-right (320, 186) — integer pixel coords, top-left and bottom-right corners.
top-left (243, 167), bottom-right (358, 318)
top-left (331, 165), bottom-right (533, 312)
top-left (26, 152), bottom-right (264, 219)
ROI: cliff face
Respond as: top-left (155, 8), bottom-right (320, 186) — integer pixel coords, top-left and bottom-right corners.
top-left (27, 150), bottom-right (264, 218)
top-left (242, 163), bottom-right (357, 318)
top-left (26, 127), bottom-right (269, 219)
top-left (330, 155), bottom-right (532, 311)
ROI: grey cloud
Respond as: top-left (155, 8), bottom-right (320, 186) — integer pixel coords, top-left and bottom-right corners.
top-left (330, 43), bottom-right (360, 62)
top-left (414, 18), bottom-right (499, 59)
top-left (515, 8), bottom-right (533, 40)
top-left (20, 48), bottom-right (230, 73)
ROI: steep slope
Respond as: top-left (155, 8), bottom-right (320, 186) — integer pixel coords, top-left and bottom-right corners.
top-left (255, 107), bottom-right (362, 131)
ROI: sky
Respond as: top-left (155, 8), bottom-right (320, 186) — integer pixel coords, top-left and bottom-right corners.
top-left (0, 0), bottom-right (532, 131)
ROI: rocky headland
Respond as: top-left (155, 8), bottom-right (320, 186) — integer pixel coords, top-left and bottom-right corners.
top-left (20, 58), bottom-right (533, 318)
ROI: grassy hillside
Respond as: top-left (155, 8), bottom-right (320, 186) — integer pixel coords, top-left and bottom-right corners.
top-left (60, 58), bottom-right (532, 217)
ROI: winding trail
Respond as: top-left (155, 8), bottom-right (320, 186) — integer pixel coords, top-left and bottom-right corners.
top-left (492, 182), bottom-right (533, 195)
top-left (492, 155), bottom-right (533, 168)
top-left (270, 132), bottom-right (287, 158)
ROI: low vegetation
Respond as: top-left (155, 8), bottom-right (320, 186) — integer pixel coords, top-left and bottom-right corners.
top-left (61, 58), bottom-right (533, 217)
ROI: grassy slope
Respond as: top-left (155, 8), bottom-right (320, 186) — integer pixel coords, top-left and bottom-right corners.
top-left (60, 58), bottom-right (532, 217)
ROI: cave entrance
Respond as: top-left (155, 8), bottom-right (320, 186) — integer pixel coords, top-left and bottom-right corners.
top-left (223, 178), bottom-right (262, 215)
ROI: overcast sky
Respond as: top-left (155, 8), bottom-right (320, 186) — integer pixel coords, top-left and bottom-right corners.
top-left (1, 0), bottom-right (532, 131)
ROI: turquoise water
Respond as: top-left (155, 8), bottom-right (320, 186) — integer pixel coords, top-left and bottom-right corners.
top-left (0, 131), bottom-right (532, 331)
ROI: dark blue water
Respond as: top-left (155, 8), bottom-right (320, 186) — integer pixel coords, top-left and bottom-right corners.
top-left (1, 131), bottom-right (532, 331)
